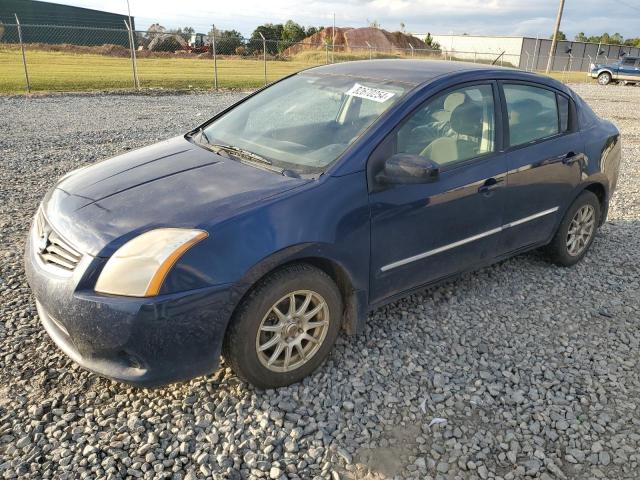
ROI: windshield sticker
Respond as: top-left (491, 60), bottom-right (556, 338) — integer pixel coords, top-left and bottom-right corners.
top-left (346, 83), bottom-right (395, 103)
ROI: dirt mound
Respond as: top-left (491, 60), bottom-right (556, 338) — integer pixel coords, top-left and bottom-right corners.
top-left (284, 27), bottom-right (427, 55)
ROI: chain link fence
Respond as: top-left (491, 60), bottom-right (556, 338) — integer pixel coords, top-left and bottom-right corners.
top-left (0, 22), bottom-right (596, 94)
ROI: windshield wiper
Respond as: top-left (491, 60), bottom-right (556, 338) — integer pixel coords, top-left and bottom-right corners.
top-left (208, 143), bottom-right (273, 165)
top-left (203, 143), bottom-right (294, 175)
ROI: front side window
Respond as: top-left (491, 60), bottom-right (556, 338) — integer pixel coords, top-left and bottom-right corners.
top-left (395, 84), bottom-right (496, 167)
top-left (200, 74), bottom-right (408, 174)
top-left (622, 57), bottom-right (636, 66)
top-left (504, 84), bottom-right (561, 147)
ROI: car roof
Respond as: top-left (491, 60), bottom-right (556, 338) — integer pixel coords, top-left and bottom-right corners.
top-left (305, 59), bottom-right (516, 86)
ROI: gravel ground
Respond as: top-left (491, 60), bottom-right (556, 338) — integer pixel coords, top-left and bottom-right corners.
top-left (0, 84), bottom-right (639, 480)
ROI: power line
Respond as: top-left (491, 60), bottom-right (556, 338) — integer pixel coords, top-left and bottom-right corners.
top-left (610, 0), bottom-right (640, 12)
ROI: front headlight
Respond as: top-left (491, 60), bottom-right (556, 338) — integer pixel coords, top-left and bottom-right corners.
top-left (95, 228), bottom-right (208, 297)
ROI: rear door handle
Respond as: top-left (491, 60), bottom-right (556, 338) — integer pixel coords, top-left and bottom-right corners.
top-left (478, 177), bottom-right (503, 196)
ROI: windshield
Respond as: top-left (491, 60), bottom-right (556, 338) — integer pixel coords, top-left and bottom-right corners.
top-left (199, 73), bottom-right (410, 174)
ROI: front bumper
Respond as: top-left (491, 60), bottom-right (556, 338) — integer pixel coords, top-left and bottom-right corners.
top-left (25, 226), bottom-right (237, 387)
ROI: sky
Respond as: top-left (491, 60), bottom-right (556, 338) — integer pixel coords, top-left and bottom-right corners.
top-left (54, 0), bottom-right (640, 39)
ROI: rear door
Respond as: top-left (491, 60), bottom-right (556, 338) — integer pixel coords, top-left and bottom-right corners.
top-left (499, 82), bottom-right (583, 254)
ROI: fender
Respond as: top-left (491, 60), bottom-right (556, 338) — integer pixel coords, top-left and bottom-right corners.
top-left (594, 68), bottom-right (616, 79)
top-left (232, 243), bottom-right (368, 334)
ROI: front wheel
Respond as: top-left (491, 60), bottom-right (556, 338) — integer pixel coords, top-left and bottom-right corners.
top-left (597, 72), bottom-right (612, 85)
top-left (545, 191), bottom-right (600, 266)
top-left (222, 263), bottom-right (342, 389)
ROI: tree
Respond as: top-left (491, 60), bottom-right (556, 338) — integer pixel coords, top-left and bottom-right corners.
top-left (215, 29), bottom-right (244, 54)
top-left (575, 32), bottom-right (588, 42)
top-left (305, 26), bottom-right (323, 37)
top-left (249, 24), bottom-right (284, 54)
top-left (172, 26), bottom-right (194, 42)
top-left (367, 19), bottom-right (381, 28)
top-left (282, 20), bottom-right (306, 45)
top-left (609, 32), bottom-right (624, 44)
top-left (550, 30), bottom-right (566, 40)
top-left (399, 22), bottom-right (406, 33)
top-left (424, 32), bottom-right (440, 51)
top-left (624, 37), bottom-right (640, 47)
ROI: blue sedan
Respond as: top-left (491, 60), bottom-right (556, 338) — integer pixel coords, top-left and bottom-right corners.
top-left (25, 60), bottom-right (621, 388)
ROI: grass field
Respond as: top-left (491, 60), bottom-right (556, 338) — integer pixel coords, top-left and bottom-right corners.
top-left (0, 45), bottom-right (593, 94)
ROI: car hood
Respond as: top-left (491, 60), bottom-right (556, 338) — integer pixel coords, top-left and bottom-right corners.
top-left (44, 136), bottom-right (309, 257)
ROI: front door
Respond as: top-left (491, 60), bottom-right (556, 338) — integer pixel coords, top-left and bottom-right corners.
top-left (368, 82), bottom-right (507, 304)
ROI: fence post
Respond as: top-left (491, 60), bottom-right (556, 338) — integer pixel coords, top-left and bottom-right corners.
top-left (365, 41), bottom-right (372, 60)
top-left (409, 44), bottom-right (414, 57)
top-left (211, 25), bottom-right (218, 90)
top-left (124, 20), bottom-right (139, 90)
top-left (14, 15), bottom-right (31, 94)
top-left (533, 37), bottom-right (540, 72)
top-left (474, 51), bottom-right (477, 63)
top-left (259, 32), bottom-right (267, 86)
top-left (325, 43), bottom-right (329, 64)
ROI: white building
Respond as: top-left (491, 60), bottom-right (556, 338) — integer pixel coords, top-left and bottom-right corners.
top-left (412, 34), bottom-right (640, 72)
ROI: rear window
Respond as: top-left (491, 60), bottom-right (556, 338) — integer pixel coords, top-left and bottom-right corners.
top-left (504, 84), bottom-right (560, 147)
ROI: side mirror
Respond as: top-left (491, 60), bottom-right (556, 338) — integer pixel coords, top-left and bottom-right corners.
top-left (376, 153), bottom-right (439, 185)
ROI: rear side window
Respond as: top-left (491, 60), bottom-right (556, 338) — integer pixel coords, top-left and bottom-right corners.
top-left (622, 57), bottom-right (636, 66)
top-left (504, 84), bottom-right (559, 147)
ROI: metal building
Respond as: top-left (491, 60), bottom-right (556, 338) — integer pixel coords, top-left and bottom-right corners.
top-left (0, 0), bottom-right (134, 47)
top-left (418, 34), bottom-right (640, 72)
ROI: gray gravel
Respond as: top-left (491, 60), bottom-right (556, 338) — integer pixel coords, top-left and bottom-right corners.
top-left (1, 84), bottom-right (639, 480)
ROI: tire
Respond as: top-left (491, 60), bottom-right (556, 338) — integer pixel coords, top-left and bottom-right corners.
top-left (597, 72), bottom-right (612, 85)
top-left (222, 263), bottom-right (343, 389)
top-left (545, 191), bottom-right (601, 267)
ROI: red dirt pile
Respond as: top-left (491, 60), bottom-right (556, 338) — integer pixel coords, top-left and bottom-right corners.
top-left (284, 27), bottom-right (427, 55)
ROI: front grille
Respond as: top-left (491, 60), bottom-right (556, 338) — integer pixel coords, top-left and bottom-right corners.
top-left (34, 209), bottom-right (82, 271)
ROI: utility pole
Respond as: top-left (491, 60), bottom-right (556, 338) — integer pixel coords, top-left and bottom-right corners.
top-left (125, 0), bottom-right (139, 89)
top-left (546, 0), bottom-right (565, 73)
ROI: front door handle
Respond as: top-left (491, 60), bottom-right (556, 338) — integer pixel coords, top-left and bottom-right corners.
top-left (478, 177), bottom-right (503, 196)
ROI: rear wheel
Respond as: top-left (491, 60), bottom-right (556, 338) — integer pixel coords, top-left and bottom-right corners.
top-left (545, 191), bottom-right (600, 266)
top-left (597, 72), bottom-right (612, 85)
top-left (222, 263), bottom-right (342, 389)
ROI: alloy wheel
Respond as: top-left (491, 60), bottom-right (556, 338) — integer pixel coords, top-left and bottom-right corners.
top-left (256, 290), bottom-right (330, 372)
top-left (566, 204), bottom-right (595, 256)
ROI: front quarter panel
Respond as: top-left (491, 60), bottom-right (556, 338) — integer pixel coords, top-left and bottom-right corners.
top-left (159, 171), bottom-right (371, 304)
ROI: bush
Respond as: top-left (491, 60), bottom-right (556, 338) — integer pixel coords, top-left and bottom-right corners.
top-left (235, 46), bottom-right (246, 56)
